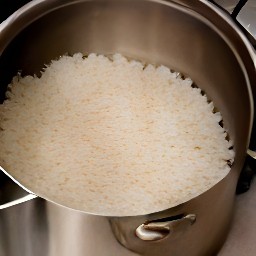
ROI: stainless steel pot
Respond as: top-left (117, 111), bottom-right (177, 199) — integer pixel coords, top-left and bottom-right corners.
top-left (0, 0), bottom-right (255, 255)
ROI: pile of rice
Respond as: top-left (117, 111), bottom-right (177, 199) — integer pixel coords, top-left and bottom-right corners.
top-left (0, 53), bottom-right (234, 216)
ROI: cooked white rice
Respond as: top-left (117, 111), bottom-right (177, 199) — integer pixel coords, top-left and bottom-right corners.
top-left (0, 53), bottom-right (234, 216)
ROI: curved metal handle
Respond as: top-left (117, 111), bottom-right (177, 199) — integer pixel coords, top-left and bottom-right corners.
top-left (135, 214), bottom-right (196, 241)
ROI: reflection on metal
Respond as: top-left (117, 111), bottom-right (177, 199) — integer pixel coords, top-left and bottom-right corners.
top-left (213, 0), bottom-right (240, 13)
top-left (135, 214), bottom-right (196, 241)
top-left (0, 194), bottom-right (37, 209)
top-left (213, 0), bottom-right (256, 41)
top-left (237, 0), bottom-right (256, 40)
top-left (247, 149), bottom-right (256, 159)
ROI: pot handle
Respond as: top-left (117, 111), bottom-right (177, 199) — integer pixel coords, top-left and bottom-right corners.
top-left (0, 167), bottom-right (37, 210)
top-left (135, 214), bottom-right (196, 241)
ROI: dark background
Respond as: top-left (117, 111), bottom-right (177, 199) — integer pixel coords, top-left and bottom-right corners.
top-left (0, 0), bottom-right (31, 22)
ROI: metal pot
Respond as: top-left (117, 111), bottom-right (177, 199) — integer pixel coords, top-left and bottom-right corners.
top-left (0, 0), bottom-right (255, 255)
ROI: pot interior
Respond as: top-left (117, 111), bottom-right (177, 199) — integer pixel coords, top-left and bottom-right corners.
top-left (0, 0), bottom-right (253, 208)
